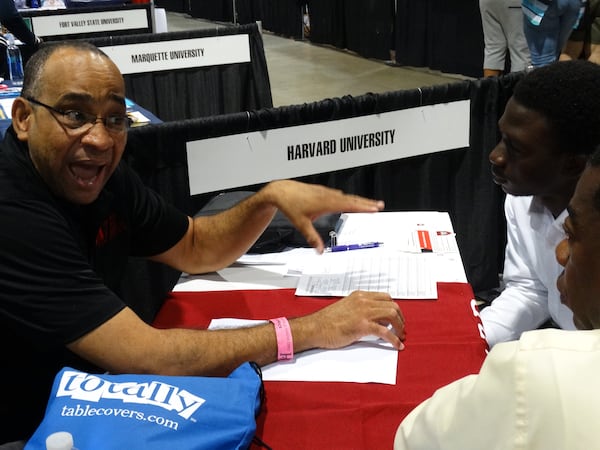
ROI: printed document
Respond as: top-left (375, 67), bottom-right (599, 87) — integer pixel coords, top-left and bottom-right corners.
top-left (295, 249), bottom-right (437, 299)
top-left (295, 211), bottom-right (465, 299)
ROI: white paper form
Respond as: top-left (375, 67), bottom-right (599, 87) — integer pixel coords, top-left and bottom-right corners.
top-left (334, 211), bottom-right (458, 253)
top-left (209, 318), bottom-right (398, 384)
top-left (261, 343), bottom-right (397, 384)
top-left (294, 211), bottom-right (466, 299)
top-left (295, 248), bottom-right (438, 299)
top-left (174, 248), bottom-right (317, 292)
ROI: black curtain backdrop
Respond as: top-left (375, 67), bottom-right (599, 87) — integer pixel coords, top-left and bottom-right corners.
top-left (190, 0), bottom-right (233, 22)
top-left (154, 0), bottom-right (188, 13)
top-left (84, 24), bottom-right (273, 122)
top-left (236, 0), bottom-right (259, 24)
top-left (121, 73), bottom-right (523, 321)
top-left (306, 0), bottom-right (345, 49)
top-left (161, 0), bottom-right (484, 76)
top-left (187, 0), bottom-right (303, 39)
top-left (252, 0), bottom-right (303, 38)
top-left (395, 0), bottom-right (484, 78)
top-left (306, 0), bottom-right (483, 74)
top-left (343, 0), bottom-right (395, 61)
top-left (307, 0), bottom-right (395, 59)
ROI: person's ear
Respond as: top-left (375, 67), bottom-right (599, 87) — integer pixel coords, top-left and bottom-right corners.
top-left (563, 154), bottom-right (588, 178)
top-left (11, 97), bottom-right (33, 141)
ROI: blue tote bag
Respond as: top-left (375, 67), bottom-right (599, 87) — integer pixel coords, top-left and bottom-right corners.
top-left (25, 362), bottom-right (264, 450)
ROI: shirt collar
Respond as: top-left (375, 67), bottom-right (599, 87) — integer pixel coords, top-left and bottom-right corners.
top-left (529, 195), bottom-right (568, 243)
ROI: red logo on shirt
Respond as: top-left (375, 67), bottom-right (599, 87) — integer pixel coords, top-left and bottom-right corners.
top-left (96, 214), bottom-right (127, 247)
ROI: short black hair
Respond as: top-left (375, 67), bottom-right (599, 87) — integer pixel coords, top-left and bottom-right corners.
top-left (21, 41), bottom-right (111, 99)
top-left (513, 60), bottom-right (600, 156)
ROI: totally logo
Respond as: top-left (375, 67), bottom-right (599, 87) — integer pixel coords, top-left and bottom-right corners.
top-left (56, 371), bottom-right (205, 420)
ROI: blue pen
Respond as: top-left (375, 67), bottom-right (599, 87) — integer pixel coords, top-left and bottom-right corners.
top-left (327, 242), bottom-right (382, 252)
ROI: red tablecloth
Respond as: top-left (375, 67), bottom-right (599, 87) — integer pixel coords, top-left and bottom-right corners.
top-left (153, 282), bottom-right (487, 449)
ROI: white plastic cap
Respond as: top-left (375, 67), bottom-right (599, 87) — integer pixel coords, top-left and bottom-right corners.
top-left (46, 431), bottom-right (74, 450)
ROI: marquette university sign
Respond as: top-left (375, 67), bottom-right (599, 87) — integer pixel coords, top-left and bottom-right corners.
top-left (100, 35), bottom-right (251, 74)
top-left (186, 100), bottom-right (471, 195)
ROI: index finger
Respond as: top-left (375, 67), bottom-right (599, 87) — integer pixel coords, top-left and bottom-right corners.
top-left (337, 195), bottom-right (385, 213)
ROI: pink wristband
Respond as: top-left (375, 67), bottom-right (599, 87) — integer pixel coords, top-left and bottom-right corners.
top-left (270, 317), bottom-right (294, 361)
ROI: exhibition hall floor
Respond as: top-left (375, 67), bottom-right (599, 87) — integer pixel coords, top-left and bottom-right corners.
top-left (165, 11), bottom-right (471, 108)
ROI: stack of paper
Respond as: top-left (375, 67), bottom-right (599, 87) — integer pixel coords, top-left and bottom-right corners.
top-left (295, 211), bottom-right (466, 299)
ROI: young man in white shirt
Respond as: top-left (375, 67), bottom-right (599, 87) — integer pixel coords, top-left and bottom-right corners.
top-left (480, 59), bottom-right (600, 347)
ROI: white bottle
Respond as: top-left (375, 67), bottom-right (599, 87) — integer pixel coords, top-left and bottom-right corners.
top-left (45, 431), bottom-right (76, 450)
top-left (5, 33), bottom-right (24, 85)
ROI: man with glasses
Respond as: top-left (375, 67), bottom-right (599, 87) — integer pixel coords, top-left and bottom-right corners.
top-left (0, 41), bottom-right (406, 446)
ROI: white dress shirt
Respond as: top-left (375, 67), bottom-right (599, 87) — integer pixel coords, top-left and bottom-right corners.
top-left (480, 195), bottom-right (575, 348)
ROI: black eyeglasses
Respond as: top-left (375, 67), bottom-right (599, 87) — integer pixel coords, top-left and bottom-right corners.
top-left (25, 97), bottom-right (132, 135)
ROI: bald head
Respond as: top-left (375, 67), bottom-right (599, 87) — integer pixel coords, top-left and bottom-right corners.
top-left (21, 41), bottom-right (120, 100)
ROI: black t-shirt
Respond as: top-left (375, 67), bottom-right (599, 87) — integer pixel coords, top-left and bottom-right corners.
top-left (0, 128), bottom-right (189, 442)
